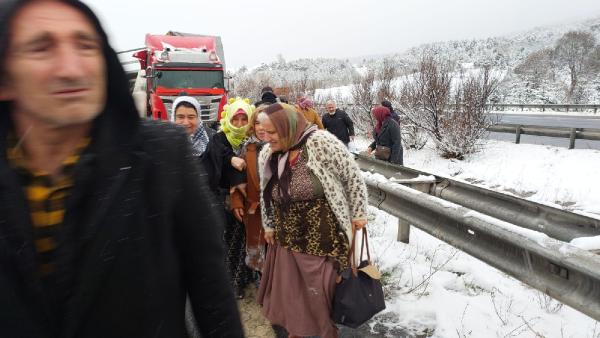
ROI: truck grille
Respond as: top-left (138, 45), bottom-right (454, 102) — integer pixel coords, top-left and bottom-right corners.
top-left (160, 95), bottom-right (223, 122)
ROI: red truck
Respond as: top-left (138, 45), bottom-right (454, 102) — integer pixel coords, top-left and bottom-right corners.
top-left (132, 31), bottom-right (227, 122)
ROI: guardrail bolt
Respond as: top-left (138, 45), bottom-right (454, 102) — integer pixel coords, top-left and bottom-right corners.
top-left (549, 262), bottom-right (569, 279)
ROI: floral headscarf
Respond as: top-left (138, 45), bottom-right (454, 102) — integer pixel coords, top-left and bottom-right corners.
top-left (261, 103), bottom-right (317, 210)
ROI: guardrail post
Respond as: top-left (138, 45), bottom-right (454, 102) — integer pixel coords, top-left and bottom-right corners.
top-left (515, 125), bottom-right (522, 144)
top-left (397, 219), bottom-right (410, 243)
top-left (569, 128), bottom-right (577, 149)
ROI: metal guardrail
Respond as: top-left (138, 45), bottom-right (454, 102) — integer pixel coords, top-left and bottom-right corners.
top-left (491, 103), bottom-right (600, 113)
top-left (357, 155), bottom-right (600, 320)
top-left (488, 123), bottom-right (600, 149)
top-left (315, 102), bottom-right (600, 113)
top-left (355, 154), bottom-right (600, 242)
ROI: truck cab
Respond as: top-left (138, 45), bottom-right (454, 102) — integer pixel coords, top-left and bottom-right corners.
top-left (133, 33), bottom-right (227, 123)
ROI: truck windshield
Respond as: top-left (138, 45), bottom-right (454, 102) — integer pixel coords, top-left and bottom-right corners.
top-left (155, 70), bottom-right (224, 89)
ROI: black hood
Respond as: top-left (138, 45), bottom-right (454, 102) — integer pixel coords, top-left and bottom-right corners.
top-left (0, 0), bottom-right (140, 143)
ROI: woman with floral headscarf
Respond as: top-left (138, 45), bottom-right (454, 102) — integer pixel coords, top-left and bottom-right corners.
top-left (203, 97), bottom-right (255, 298)
top-left (295, 97), bottom-right (324, 129)
top-left (256, 103), bottom-right (369, 338)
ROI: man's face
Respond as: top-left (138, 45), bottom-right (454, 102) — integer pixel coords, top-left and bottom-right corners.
top-left (326, 103), bottom-right (336, 114)
top-left (0, 1), bottom-right (107, 128)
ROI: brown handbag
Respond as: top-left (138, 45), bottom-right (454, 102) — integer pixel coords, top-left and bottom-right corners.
top-left (374, 145), bottom-right (391, 161)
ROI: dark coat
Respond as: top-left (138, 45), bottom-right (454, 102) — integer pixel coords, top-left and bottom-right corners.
top-left (369, 118), bottom-right (404, 165)
top-left (0, 113), bottom-right (243, 338)
top-left (203, 131), bottom-right (245, 192)
top-left (322, 109), bottom-right (355, 144)
top-left (0, 2), bottom-right (242, 336)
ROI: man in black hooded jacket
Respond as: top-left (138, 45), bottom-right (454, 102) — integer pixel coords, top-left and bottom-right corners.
top-left (0, 1), bottom-right (243, 337)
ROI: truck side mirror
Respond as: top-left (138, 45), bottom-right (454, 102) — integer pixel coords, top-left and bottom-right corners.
top-left (133, 50), bottom-right (148, 69)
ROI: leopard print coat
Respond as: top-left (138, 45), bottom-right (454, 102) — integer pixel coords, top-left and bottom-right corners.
top-left (259, 130), bottom-right (368, 241)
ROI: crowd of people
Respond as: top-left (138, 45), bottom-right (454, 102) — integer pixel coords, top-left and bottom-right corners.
top-left (174, 88), bottom-right (402, 337)
top-left (0, 1), bottom-right (404, 337)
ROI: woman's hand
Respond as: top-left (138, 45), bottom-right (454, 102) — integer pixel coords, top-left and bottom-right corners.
top-left (230, 183), bottom-right (247, 198)
top-left (231, 156), bottom-right (246, 171)
top-left (233, 208), bottom-right (244, 222)
top-left (352, 219), bottom-right (367, 230)
top-left (264, 231), bottom-right (276, 245)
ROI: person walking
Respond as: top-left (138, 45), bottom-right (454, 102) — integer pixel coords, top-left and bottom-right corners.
top-left (203, 97), bottom-right (255, 298)
top-left (367, 105), bottom-right (404, 165)
top-left (0, 1), bottom-right (243, 337)
top-left (256, 103), bottom-right (369, 338)
top-left (295, 97), bottom-right (324, 129)
top-left (230, 104), bottom-right (269, 278)
top-left (381, 99), bottom-right (401, 123)
top-left (322, 100), bottom-right (355, 147)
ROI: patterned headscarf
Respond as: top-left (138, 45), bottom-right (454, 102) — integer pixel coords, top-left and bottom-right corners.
top-left (262, 103), bottom-right (317, 210)
top-left (297, 97), bottom-right (314, 110)
top-left (219, 97), bottom-right (254, 151)
top-left (171, 96), bottom-right (209, 156)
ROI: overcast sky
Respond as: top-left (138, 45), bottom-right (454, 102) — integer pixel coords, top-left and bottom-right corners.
top-left (82, 0), bottom-right (600, 71)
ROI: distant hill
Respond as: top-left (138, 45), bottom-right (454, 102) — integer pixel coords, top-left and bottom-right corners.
top-left (232, 16), bottom-right (600, 104)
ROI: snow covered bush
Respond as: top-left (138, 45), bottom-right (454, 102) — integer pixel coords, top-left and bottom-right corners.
top-left (396, 54), bottom-right (498, 159)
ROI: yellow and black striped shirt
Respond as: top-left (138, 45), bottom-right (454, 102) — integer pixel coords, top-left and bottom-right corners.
top-left (6, 135), bottom-right (89, 278)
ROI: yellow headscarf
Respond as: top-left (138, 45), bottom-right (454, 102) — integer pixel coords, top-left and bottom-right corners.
top-left (219, 97), bottom-right (254, 150)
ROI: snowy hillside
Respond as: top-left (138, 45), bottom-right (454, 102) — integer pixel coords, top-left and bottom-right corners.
top-left (232, 16), bottom-right (600, 104)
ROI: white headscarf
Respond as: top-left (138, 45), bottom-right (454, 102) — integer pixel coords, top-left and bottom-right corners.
top-left (171, 96), bottom-right (210, 157)
top-left (171, 96), bottom-right (201, 122)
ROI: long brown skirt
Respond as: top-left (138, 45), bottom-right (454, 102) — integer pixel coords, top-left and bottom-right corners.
top-left (257, 244), bottom-right (338, 338)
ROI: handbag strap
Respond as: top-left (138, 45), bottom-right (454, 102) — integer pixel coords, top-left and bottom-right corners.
top-left (347, 227), bottom-right (358, 271)
top-left (347, 226), bottom-right (372, 276)
top-left (358, 227), bottom-right (371, 263)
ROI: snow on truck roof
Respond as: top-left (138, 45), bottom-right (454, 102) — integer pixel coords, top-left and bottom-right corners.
top-left (145, 34), bottom-right (216, 52)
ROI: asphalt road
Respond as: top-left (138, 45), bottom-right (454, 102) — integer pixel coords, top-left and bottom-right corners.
top-left (489, 113), bottom-right (600, 150)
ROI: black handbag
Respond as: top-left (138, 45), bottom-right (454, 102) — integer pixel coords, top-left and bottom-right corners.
top-left (332, 227), bottom-right (386, 328)
top-left (374, 145), bottom-right (391, 161)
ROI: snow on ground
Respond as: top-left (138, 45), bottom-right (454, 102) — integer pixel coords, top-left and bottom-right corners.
top-left (357, 137), bottom-right (600, 337)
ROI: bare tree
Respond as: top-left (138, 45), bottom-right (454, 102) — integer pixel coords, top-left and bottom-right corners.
top-left (397, 55), bottom-right (452, 143)
top-left (554, 30), bottom-right (596, 100)
top-left (377, 58), bottom-right (398, 102)
top-left (396, 54), bottom-right (498, 159)
top-left (231, 72), bottom-right (273, 101)
top-left (586, 45), bottom-right (600, 75)
top-left (514, 48), bottom-right (555, 88)
top-left (438, 65), bottom-right (498, 158)
top-left (350, 68), bottom-right (377, 135)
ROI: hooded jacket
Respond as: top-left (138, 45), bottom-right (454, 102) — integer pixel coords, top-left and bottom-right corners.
top-left (0, 1), bottom-right (243, 337)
